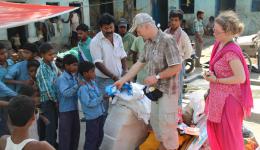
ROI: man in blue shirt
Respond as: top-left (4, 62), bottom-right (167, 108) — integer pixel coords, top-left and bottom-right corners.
top-left (56, 54), bottom-right (80, 150)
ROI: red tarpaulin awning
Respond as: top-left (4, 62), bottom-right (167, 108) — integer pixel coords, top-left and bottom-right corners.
top-left (0, 1), bottom-right (78, 28)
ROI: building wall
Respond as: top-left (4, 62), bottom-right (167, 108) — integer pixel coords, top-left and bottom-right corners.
top-left (0, 0), bottom-right (90, 47)
top-left (168, 0), bottom-right (216, 28)
top-left (167, 0), bottom-right (260, 35)
top-left (236, 0), bottom-right (260, 35)
top-left (113, 0), bottom-right (152, 25)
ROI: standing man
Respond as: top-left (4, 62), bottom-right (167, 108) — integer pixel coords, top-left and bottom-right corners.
top-left (193, 10), bottom-right (205, 67)
top-left (165, 9), bottom-right (193, 121)
top-left (117, 18), bottom-right (135, 54)
top-left (115, 13), bottom-right (182, 150)
top-left (90, 13), bottom-right (128, 115)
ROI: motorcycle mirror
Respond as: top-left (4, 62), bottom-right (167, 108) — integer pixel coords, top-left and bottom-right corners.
top-left (157, 23), bottom-right (161, 28)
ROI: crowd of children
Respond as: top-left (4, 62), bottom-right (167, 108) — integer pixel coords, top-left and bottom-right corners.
top-left (0, 33), bottom-right (108, 150)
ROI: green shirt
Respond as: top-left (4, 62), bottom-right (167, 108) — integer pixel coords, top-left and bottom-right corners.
top-left (122, 32), bottom-right (135, 53)
top-left (57, 37), bottom-right (92, 63)
top-left (57, 47), bottom-right (79, 59)
top-left (78, 37), bottom-right (92, 62)
top-left (131, 36), bottom-right (148, 84)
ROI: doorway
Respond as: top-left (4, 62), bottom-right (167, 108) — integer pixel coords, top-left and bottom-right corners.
top-left (7, 25), bottom-right (28, 50)
top-left (216, 0), bottom-right (236, 15)
top-left (152, 0), bottom-right (168, 31)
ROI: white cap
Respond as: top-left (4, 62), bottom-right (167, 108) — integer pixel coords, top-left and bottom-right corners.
top-left (129, 13), bottom-right (155, 32)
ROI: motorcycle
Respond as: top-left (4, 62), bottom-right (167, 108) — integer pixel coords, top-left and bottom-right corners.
top-left (184, 42), bottom-right (197, 74)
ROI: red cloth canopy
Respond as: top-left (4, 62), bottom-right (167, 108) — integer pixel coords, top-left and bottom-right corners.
top-left (0, 1), bottom-right (78, 28)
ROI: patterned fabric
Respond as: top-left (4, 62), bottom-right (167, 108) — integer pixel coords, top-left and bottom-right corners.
top-left (193, 18), bottom-right (204, 35)
top-left (122, 32), bottom-right (135, 53)
top-left (205, 41), bottom-right (253, 123)
top-left (165, 27), bottom-right (193, 60)
top-left (138, 30), bottom-right (181, 94)
top-left (36, 60), bottom-right (59, 102)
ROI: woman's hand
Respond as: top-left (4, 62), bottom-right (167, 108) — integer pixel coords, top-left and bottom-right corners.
top-left (203, 70), bottom-right (217, 83)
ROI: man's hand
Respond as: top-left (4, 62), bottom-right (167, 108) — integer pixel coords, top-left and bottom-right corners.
top-left (112, 75), bottom-right (119, 82)
top-left (114, 79), bottom-right (125, 89)
top-left (144, 75), bottom-right (158, 86)
top-left (23, 79), bottom-right (34, 85)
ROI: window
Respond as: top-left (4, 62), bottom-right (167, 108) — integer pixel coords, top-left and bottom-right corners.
top-left (252, 0), bottom-right (260, 11)
top-left (180, 0), bottom-right (194, 14)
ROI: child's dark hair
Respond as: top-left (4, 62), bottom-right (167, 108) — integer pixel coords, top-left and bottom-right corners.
top-left (98, 13), bottom-right (115, 27)
top-left (7, 95), bottom-right (35, 127)
top-left (27, 60), bottom-right (40, 69)
top-left (63, 54), bottom-right (78, 67)
top-left (0, 42), bottom-right (6, 50)
top-left (18, 85), bottom-right (34, 97)
top-left (76, 24), bottom-right (89, 32)
top-left (78, 61), bottom-right (95, 76)
top-left (23, 43), bottom-right (39, 54)
top-left (169, 9), bottom-right (184, 20)
top-left (209, 16), bottom-right (215, 22)
top-left (39, 43), bottom-right (53, 54)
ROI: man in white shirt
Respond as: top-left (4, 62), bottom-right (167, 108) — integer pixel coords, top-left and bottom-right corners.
top-left (165, 9), bottom-right (193, 122)
top-left (90, 13), bottom-right (128, 115)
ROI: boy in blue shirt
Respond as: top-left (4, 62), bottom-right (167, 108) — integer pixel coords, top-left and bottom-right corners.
top-left (36, 43), bottom-right (59, 148)
top-left (78, 61), bottom-right (106, 150)
top-left (0, 43), bottom-right (14, 82)
top-left (5, 43), bottom-right (38, 92)
top-left (56, 54), bottom-right (80, 150)
top-left (0, 81), bottom-right (17, 137)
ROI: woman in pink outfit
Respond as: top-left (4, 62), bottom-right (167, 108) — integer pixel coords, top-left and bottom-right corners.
top-left (203, 11), bottom-right (253, 150)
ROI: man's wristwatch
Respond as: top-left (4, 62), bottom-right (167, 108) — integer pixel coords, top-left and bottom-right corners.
top-left (155, 74), bottom-right (160, 80)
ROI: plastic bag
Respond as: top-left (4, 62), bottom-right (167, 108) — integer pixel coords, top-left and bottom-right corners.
top-left (189, 92), bottom-right (205, 124)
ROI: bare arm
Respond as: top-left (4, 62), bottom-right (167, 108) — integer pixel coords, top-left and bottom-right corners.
top-left (204, 59), bottom-right (246, 84)
top-left (158, 64), bottom-right (182, 79)
top-left (26, 141), bottom-right (55, 150)
top-left (95, 62), bottom-right (118, 81)
top-left (5, 80), bottom-right (33, 86)
top-left (0, 101), bottom-right (9, 108)
top-left (144, 64), bottom-right (182, 86)
top-left (217, 59), bottom-right (246, 84)
top-left (121, 57), bottom-right (128, 74)
top-left (114, 61), bottom-right (145, 88)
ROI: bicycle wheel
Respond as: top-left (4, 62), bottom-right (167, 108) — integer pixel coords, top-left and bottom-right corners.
top-left (243, 52), bottom-right (252, 72)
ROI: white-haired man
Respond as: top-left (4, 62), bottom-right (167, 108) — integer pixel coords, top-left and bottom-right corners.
top-left (114, 13), bottom-right (181, 150)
